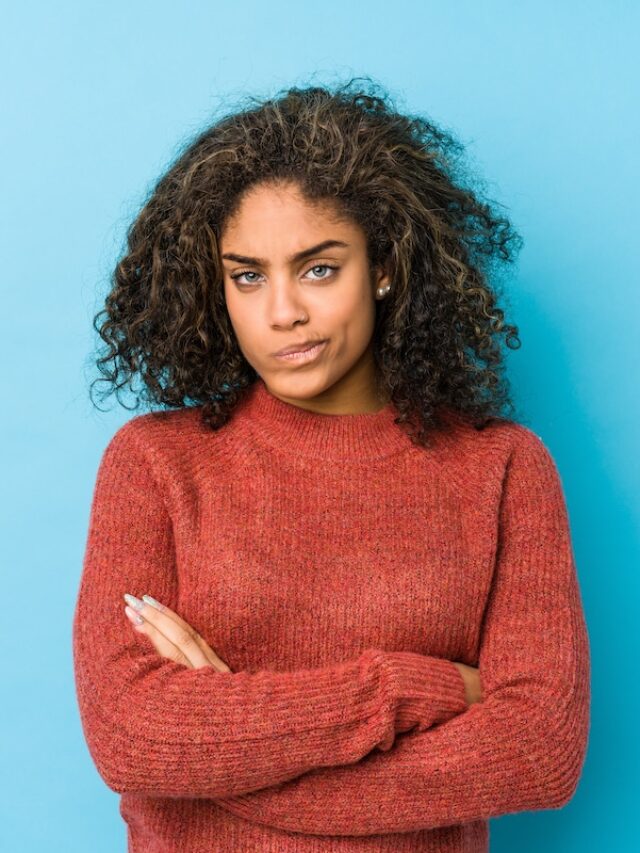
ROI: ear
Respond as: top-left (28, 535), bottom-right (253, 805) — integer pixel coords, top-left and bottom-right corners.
top-left (372, 261), bottom-right (392, 296)
top-left (376, 267), bottom-right (391, 287)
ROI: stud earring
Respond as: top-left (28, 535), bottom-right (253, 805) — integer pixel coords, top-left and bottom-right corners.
top-left (376, 285), bottom-right (391, 299)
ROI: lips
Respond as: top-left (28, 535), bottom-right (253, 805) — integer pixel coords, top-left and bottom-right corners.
top-left (273, 340), bottom-right (329, 365)
top-left (273, 339), bottom-right (327, 357)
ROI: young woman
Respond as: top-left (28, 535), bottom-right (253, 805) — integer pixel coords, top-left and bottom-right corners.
top-left (73, 79), bottom-right (590, 852)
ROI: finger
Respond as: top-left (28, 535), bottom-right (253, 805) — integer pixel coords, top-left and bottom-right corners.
top-left (124, 605), bottom-right (195, 668)
top-left (122, 592), bottom-right (232, 672)
top-left (123, 595), bottom-right (212, 669)
top-left (124, 601), bottom-right (229, 672)
top-left (138, 594), bottom-right (231, 672)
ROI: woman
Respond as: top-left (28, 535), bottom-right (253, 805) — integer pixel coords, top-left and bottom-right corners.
top-left (73, 78), bottom-right (590, 852)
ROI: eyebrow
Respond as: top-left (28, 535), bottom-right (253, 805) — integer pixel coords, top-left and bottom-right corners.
top-left (221, 239), bottom-right (350, 266)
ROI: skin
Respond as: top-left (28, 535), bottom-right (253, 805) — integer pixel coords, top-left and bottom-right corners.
top-left (220, 179), bottom-right (392, 415)
top-left (122, 179), bottom-right (482, 707)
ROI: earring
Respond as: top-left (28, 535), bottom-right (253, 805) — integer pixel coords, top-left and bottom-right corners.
top-left (376, 285), bottom-right (391, 299)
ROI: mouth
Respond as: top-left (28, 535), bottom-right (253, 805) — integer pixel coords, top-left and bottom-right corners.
top-left (273, 339), bottom-right (328, 364)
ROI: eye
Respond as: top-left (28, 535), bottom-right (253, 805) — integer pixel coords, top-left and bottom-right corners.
top-left (230, 270), bottom-right (262, 286)
top-left (230, 264), bottom-right (339, 287)
top-left (304, 264), bottom-right (338, 280)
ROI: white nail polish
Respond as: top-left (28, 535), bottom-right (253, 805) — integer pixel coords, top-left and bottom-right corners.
top-left (123, 593), bottom-right (144, 611)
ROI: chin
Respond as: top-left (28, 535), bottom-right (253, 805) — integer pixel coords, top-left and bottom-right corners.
top-left (266, 369), bottom-right (335, 399)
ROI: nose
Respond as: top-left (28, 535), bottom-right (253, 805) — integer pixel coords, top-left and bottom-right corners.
top-left (266, 276), bottom-right (308, 328)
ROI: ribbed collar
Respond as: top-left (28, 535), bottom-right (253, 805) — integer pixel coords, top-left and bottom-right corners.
top-left (233, 379), bottom-right (414, 462)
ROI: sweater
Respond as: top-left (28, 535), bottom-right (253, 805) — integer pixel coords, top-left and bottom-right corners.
top-left (72, 377), bottom-right (591, 852)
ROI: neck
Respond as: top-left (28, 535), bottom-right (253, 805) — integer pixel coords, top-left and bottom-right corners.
top-left (231, 378), bottom-right (412, 462)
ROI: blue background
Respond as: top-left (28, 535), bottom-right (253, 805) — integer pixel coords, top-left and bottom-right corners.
top-left (1, 1), bottom-right (637, 850)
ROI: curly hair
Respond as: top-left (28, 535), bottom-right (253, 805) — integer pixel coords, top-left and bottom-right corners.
top-left (90, 75), bottom-right (524, 448)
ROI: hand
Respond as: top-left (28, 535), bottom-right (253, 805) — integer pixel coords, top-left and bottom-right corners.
top-left (123, 593), bottom-right (232, 672)
top-left (452, 661), bottom-right (483, 705)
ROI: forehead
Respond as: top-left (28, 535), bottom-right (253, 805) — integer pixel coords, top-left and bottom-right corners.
top-left (221, 181), bottom-right (357, 241)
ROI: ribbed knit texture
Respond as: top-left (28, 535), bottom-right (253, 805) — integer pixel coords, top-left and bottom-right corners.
top-left (72, 378), bottom-right (590, 852)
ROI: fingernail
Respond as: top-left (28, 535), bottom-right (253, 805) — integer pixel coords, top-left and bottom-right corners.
top-left (124, 605), bottom-right (144, 625)
top-left (123, 593), bottom-right (144, 611)
top-left (142, 594), bottom-right (163, 611)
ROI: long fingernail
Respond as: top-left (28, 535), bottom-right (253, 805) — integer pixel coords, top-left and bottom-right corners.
top-left (142, 594), bottom-right (163, 611)
top-left (123, 593), bottom-right (144, 611)
top-left (124, 605), bottom-right (144, 625)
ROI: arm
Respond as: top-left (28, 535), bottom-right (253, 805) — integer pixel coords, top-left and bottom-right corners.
top-left (213, 427), bottom-right (591, 835)
top-left (72, 418), bottom-right (468, 800)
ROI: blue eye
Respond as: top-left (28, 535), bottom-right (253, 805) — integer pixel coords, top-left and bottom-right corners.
top-left (230, 270), bottom-right (261, 285)
top-left (230, 264), bottom-right (339, 287)
top-left (306, 264), bottom-right (338, 279)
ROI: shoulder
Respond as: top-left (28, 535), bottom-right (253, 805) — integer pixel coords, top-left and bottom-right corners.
top-left (105, 406), bottom-right (203, 450)
top-left (433, 407), bottom-right (552, 463)
top-left (100, 404), bottom-right (252, 498)
top-left (438, 407), bottom-right (557, 461)
top-left (425, 409), bottom-right (563, 506)
top-left (99, 407), bottom-right (203, 470)
top-left (473, 417), bottom-right (562, 482)
top-left (93, 408), bottom-right (213, 517)
top-left (457, 416), bottom-right (568, 525)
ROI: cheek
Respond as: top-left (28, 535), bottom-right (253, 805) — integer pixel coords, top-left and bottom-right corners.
top-left (224, 290), bottom-right (255, 339)
top-left (337, 289), bottom-right (376, 336)
top-left (322, 282), bottom-right (374, 327)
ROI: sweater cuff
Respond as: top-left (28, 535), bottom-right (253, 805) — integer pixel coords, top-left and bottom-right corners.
top-left (384, 652), bottom-right (469, 733)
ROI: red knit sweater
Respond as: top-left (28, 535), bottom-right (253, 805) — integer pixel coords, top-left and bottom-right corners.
top-left (72, 378), bottom-right (590, 852)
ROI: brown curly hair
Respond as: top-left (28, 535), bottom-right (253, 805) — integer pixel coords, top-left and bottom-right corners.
top-left (90, 75), bottom-right (524, 448)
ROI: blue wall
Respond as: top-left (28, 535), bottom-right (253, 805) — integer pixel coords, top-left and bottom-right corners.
top-left (1, 1), bottom-right (637, 849)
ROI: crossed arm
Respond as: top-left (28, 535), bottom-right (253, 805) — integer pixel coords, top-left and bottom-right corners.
top-left (73, 419), bottom-right (590, 835)
top-left (211, 428), bottom-right (591, 835)
top-left (73, 420), bottom-right (469, 800)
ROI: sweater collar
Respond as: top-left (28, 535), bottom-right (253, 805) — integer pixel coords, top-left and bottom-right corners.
top-left (234, 378), bottom-right (413, 462)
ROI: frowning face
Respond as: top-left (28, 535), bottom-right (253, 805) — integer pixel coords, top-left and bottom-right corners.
top-left (220, 180), bottom-right (391, 414)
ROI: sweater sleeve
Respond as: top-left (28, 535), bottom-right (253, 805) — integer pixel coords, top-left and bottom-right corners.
top-left (211, 427), bottom-right (591, 835)
top-left (72, 418), bottom-right (468, 800)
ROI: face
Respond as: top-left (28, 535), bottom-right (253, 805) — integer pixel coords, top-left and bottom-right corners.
top-left (220, 180), bottom-right (391, 414)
